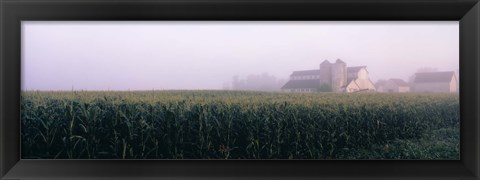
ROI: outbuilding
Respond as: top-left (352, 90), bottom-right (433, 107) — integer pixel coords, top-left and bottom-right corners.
top-left (412, 71), bottom-right (457, 93)
top-left (382, 79), bottom-right (410, 92)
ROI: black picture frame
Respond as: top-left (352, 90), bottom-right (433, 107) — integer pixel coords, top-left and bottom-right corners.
top-left (1, 0), bottom-right (479, 179)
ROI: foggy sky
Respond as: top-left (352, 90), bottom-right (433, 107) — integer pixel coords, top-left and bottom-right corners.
top-left (22, 21), bottom-right (459, 91)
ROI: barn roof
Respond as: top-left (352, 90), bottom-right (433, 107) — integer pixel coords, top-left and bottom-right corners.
top-left (347, 66), bottom-right (367, 73)
top-left (347, 77), bottom-right (356, 83)
top-left (342, 79), bottom-right (359, 88)
top-left (290, 69), bottom-right (321, 76)
top-left (414, 71), bottom-right (455, 83)
top-left (390, 79), bottom-right (409, 87)
top-left (281, 79), bottom-right (320, 89)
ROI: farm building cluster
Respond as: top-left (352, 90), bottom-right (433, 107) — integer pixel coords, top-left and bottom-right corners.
top-left (281, 59), bottom-right (458, 93)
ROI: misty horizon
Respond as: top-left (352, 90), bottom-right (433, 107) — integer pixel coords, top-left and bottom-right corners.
top-left (22, 21), bottom-right (458, 91)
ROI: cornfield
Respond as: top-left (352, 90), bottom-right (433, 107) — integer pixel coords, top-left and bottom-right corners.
top-left (21, 90), bottom-right (459, 159)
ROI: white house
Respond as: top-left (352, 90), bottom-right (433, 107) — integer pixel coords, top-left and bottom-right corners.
top-left (342, 66), bottom-right (376, 93)
top-left (412, 71), bottom-right (457, 93)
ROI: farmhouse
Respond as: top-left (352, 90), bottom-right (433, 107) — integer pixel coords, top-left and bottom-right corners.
top-left (377, 79), bottom-right (410, 93)
top-left (412, 71), bottom-right (457, 93)
top-left (281, 59), bottom-right (376, 93)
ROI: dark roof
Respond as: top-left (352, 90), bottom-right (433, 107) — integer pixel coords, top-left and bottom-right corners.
top-left (290, 69), bottom-right (320, 76)
top-left (347, 77), bottom-right (356, 83)
top-left (342, 79), bottom-right (356, 88)
top-left (347, 66), bottom-right (366, 73)
top-left (281, 79), bottom-right (320, 89)
top-left (390, 79), bottom-right (409, 87)
top-left (414, 71), bottom-right (455, 83)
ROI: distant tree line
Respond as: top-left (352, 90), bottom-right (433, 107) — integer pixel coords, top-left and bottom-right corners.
top-left (230, 73), bottom-right (287, 92)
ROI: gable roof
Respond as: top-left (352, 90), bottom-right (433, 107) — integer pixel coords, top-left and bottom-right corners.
top-left (347, 66), bottom-right (367, 74)
top-left (290, 69), bottom-right (320, 76)
top-left (343, 78), bottom-right (376, 90)
top-left (389, 79), bottom-right (409, 87)
top-left (281, 79), bottom-right (320, 89)
top-left (414, 71), bottom-right (455, 83)
top-left (347, 77), bottom-right (356, 83)
top-left (343, 79), bottom-right (360, 89)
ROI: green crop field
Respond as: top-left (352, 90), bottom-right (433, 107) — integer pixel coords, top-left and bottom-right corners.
top-left (21, 90), bottom-right (459, 159)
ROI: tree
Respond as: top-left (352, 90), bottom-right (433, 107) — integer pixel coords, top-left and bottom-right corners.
top-left (232, 75), bottom-right (246, 90)
top-left (231, 73), bottom-right (285, 91)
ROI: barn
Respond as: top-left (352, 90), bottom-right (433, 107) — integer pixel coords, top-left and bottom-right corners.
top-left (281, 60), bottom-right (376, 93)
top-left (412, 71), bottom-right (457, 93)
top-left (281, 78), bottom-right (320, 92)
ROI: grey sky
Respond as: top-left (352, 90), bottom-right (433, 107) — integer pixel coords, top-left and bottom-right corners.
top-left (22, 21), bottom-right (458, 91)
